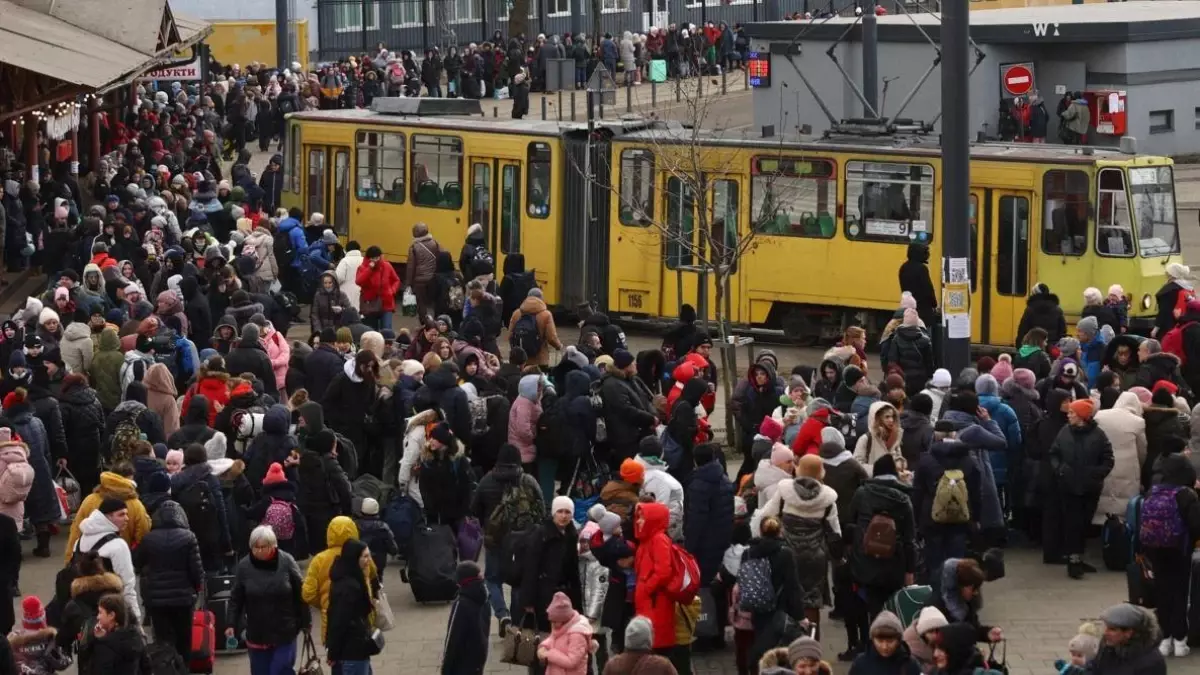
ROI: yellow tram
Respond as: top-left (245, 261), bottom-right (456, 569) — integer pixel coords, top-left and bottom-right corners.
top-left (280, 103), bottom-right (1181, 347)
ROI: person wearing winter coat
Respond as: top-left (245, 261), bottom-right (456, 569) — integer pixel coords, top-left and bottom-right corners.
top-left (508, 374), bottom-right (543, 466)
top-left (324, 539), bottom-right (377, 670)
top-left (297, 429), bottom-right (352, 556)
top-left (883, 310), bottom-right (934, 397)
top-left (601, 616), bottom-right (678, 675)
top-left (1089, 603), bottom-right (1167, 675)
top-left (666, 377), bottom-right (707, 482)
top-left (304, 329), bottom-right (344, 403)
top-left (938, 393), bottom-right (1008, 536)
top-left (508, 289), bottom-right (562, 367)
top-left (898, 394), bottom-right (935, 467)
top-left (171, 444), bottom-right (233, 571)
top-left (599, 353), bottom-right (657, 465)
top-left (521, 496), bottom-right (583, 632)
top-left (86, 328), bottom-right (124, 413)
top-left (58, 319), bottom-right (93, 375)
top-left (901, 606), bottom-right (949, 674)
top-left (929, 558), bottom-right (1001, 647)
top-left (634, 436), bottom-right (685, 540)
top-left (1140, 453), bottom-right (1200, 656)
top-left (418, 423), bottom-right (476, 528)
top-left (228, 525), bottom-right (310, 673)
top-left (8, 596), bottom-right (66, 675)
top-left (302, 518), bottom-right (378, 643)
top-left (311, 272), bottom-right (350, 336)
top-left (353, 498), bottom-right (398, 576)
top-left (334, 243), bottom-right (364, 312)
top-left (75, 594), bottom-right (145, 675)
top-left (730, 362), bottom-right (781, 457)
top-left (683, 442), bottom-right (734, 587)
top-left (254, 318), bottom-right (290, 395)
top-left (0, 391), bottom-right (62, 557)
top-left (142, 363), bottom-right (179, 438)
top-left (538, 592), bottom-right (596, 675)
top-left (74, 501), bottom-right (142, 623)
top-left (1047, 398), bottom-right (1114, 579)
top-left (354, 246), bottom-right (400, 330)
top-left (1092, 392), bottom-right (1146, 525)
top-left (753, 443), bottom-right (796, 507)
top-left (974, 374), bottom-right (1021, 500)
top-left (441, 561), bottom-right (489, 675)
top-left (243, 405), bottom-right (299, 490)
top-left (854, 400), bottom-right (902, 472)
top-left (224, 324), bottom-right (278, 401)
top-left (1016, 283), bottom-right (1067, 346)
top-left (57, 374), bottom-right (104, 497)
top-left (847, 456), bottom-right (917, 616)
top-left (910, 437), bottom-right (983, 582)
top-left (132, 500), bottom-right (203, 658)
top-left (742, 514), bottom-right (807, 669)
top-left (630, 502), bottom-right (678, 653)
top-left (848, 610), bottom-right (922, 675)
top-left (321, 352), bottom-right (378, 466)
top-left (64, 467), bottom-right (151, 558)
top-left (421, 363), bottom-right (474, 450)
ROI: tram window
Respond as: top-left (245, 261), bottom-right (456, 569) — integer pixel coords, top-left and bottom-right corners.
top-left (711, 180), bottom-right (739, 272)
top-left (665, 177), bottom-right (695, 269)
top-left (287, 123), bottom-right (301, 193)
top-left (1043, 169), bottom-right (1089, 256)
top-left (1096, 168), bottom-right (1133, 257)
top-left (307, 149), bottom-right (325, 221)
top-left (471, 163), bottom-right (491, 235)
top-left (997, 195), bottom-right (1030, 297)
top-left (527, 142), bottom-right (551, 219)
top-left (355, 131), bottom-right (406, 204)
top-left (968, 194), bottom-right (978, 294)
top-left (750, 157), bottom-right (836, 238)
top-left (619, 149), bottom-right (654, 226)
top-left (844, 161), bottom-right (934, 244)
top-left (410, 134), bottom-right (463, 209)
top-left (500, 165), bottom-right (521, 254)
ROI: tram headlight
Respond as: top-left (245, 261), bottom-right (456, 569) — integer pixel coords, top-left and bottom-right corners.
top-left (1142, 294), bottom-right (1153, 310)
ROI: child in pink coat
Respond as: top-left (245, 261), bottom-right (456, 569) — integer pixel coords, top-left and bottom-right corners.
top-left (538, 592), bottom-right (596, 675)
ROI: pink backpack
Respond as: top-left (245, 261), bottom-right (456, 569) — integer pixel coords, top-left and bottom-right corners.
top-left (262, 498), bottom-right (296, 540)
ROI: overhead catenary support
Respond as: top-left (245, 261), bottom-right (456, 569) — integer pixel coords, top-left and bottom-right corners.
top-left (862, 1), bottom-right (877, 117)
top-left (275, 0), bottom-right (289, 70)
top-left (940, 0), bottom-right (970, 375)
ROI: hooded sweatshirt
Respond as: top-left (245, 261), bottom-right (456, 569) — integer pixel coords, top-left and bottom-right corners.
top-left (76, 509), bottom-right (141, 621)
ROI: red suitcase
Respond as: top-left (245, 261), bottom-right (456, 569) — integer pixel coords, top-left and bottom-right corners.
top-left (189, 609), bottom-right (215, 674)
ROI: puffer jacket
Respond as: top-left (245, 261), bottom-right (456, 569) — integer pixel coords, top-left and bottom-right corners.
top-left (59, 322), bottom-right (94, 374)
top-left (132, 500), bottom-right (203, 608)
top-left (883, 325), bottom-right (933, 395)
top-left (229, 548), bottom-right (308, 648)
top-left (898, 409), bottom-right (933, 467)
top-left (632, 503), bottom-right (676, 649)
top-left (58, 383), bottom-right (104, 474)
top-left (181, 369), bottom-right (230, 427)
top-left (507, 375), bottom-right (542, 463)
top-left (976, 377), bottom-right (1022, 487)
top-left (1093, 392), bottom-right (1146, 523)
top-left (752, 458), bottom-right (793, 506)
top-left (310, 273), bottom-right (350, 334)
top-left (540, 611), bottom-right (595, 675)
top-left (88, 328), bottom-right (124, 411)
top-left (63, 471), bottom-right (151, 557)
top-left (1048, 419), bottom-right (1115, 496)
top-left (910, 440), bottom-right (983, 533)
top-left (0, 441), bottom-right (31, 527)
top-left (300, 517), bottom-right (377, 641)
top-left (1016, 291), bottom-right (1067, 344)
top-left (261, 325), bottom-right (290, 393)
top-left (755, 475), bottom-right (841, 609)
top-left (417, 442), bottom-right (475, 526)
top-left (683, 459), bottom-right (734, 583)
top-left (1, 408), bottom-right (58, 528)
top-left (847, 477), bottom-right (916, 589)
top-left (598, 369), bottom-right (656, 463)
top-left (243, 228), bottom-right (278, 283)
top-left (243, 405), bottom-right (298, 489)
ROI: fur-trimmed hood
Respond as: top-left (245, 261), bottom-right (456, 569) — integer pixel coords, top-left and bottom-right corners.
top-left (7, 627), bottom-right (56, 648)
top-left (70, 571), bottom-right (124, 598)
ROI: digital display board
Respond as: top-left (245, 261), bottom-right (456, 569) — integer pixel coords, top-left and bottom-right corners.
top-left (747, 51), bottom-right (771, 88)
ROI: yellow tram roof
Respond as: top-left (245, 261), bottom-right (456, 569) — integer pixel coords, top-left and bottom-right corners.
top-left (287, 108), bottom-right (1170, 165)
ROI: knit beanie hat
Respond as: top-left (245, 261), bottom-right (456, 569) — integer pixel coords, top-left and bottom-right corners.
top-left (625, 616), bottom-right (654, 651)
top-left (21, 596), bottom-right (46, 630)
top-left (98, 497), bottom-right (126, 515)
top-left (546, 591), bottom-right (576, 624)
top-left (597, 511), bottom-right (621, 536)
top-left (788, 635), bottom-right (823, 663)
top-left (1011, 368), bottom-right (1036, 390)
top-left (360, 497), bottom-right (380, 516)
top-left (990, 355), bottom-right (1013, 384)
top-left (1068, 622), bottom-right (1102, 660)
top-left (551, 495), bottom-right (574, 516)
top-left (915, 606), bottom-right (949, 636)
top-left (770, 443), bottom-right (795, 466)
top-left (1069, 398), bottom-right (1096, 422)
top-left (455, 560), bottom-right (481, 584)
top-left (263, 462), bottom-right (287, 486)
top-left (620, 458), bottom-right (644, 484)
top-left (870, 610), bottom-right (904, 639)
top-left (145, 471), bottom-right (171, 495)
top-left (430, 422), bottom-right (455, 447)
top-left (797, 454), bottom-right (825, 480)
top-left (758, 416), bottom-right (784, 443)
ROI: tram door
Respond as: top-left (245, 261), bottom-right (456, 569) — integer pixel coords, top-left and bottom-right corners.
top-left (469, 158), bottom-right (522, 279)
top-left (659, 174), bottom-right (744, 323)
top-left (969, 189), bottom-right (1032, 345)
top-left (304, 145), bottom-right (351, 237)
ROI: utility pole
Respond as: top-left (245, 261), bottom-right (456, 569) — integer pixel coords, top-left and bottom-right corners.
top-left (275, 0), bottom-right (289, 69)
top-left (862, 1), bottom-right (878, 116)
top-left (940, 0), bottom-right (970, 374)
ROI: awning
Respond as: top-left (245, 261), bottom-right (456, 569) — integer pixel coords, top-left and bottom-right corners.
top-left (172, 11), bottom-right (212, 46)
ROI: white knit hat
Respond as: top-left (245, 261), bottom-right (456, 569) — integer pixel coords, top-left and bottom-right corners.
top-left (551, 495), bottom-right (574, 515)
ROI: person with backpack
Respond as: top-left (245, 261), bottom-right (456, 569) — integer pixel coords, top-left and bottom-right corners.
top-left (910, 430), bottom-right (983, 583)
top-left (73, 498), bottom-right (141, 624)
top-left (64, 464), bottom-right (151, 559)
top-left (635, 436), bottom-right (686, 541)
top-left (520, 495), bottom-right (582, 633)
top-left (1047, 398), bottom-right (1114, 579)
top-left (1135, 452), bottom-right (1200, 657)
top-left (739, 514), bottom-right (806, 670)
top-left (227, 525), bottom-right (310, 675)
top-left (245, 462), bottom-right (308, 560)
top-left (297, 429), bottom-right (353, 556)
top-left (459, 223), bottom-right (493, 282)
top-left (170, 443), bottom-right (232, 572)
top-left (630, 501), bottom-right (684, 664)
top-left (470, 443), bottom-right (545, 633)
top-left (498, 253), bottom-right (536, 321)
top-left (0, 430), bottom-right (33, 536)
top-left (353, 497), bottom-right (398, 578)
top-left (131, 500), bottom-right (203, 660)
top-left (846, 455), bottom-right (917, 639)
top-left (509, 288), bottom-right (561, 368)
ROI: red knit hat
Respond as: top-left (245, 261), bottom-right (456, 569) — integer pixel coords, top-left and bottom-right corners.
top-left (2, 388), bottom-right (26, 411)
top-left (22, 596), bottom-right (46, 630)
top-left (758, 416), bottom-right (784, 443)
top-left (262, 462), bottom-right (287, 486)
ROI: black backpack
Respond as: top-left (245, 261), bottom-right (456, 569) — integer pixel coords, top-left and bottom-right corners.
top-left (49, 532), bottom-right (119, 627)
top-left (510, 311), bottom-right (543, 359)
top-left (177, 480), bottom-right (220, 550)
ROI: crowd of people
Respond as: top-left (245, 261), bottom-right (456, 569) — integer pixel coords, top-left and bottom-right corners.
top-left (0, 65), bottom-right (1193, 675)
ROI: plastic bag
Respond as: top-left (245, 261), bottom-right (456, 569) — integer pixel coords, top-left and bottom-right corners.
top-left (494, 86), bottom-right (510, 100)
top-left (401, 288), bottom-right (417, 317)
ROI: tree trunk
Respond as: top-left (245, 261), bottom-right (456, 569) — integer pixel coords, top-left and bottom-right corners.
top-left (715, 274), bottom-right (737, 449)
top-left (591, 0), bottom-right (601, 41)
top-left (434, 0), bottom-right (455, 50)
top-left (509, 0), bottom-right (530, 41)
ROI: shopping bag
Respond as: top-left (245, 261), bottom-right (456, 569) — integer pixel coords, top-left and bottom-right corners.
top-left (499, 614), bottom-right (542, 666)
top-left (55, 468), bottom-right (81, 520)
top-left (374, 590), bottom-right (396, 632)
top-left (401, 288), bottom-right (417, 317)
top-left (298, 631), bottom-right (323, 675)
top-left (694, 587), bottom-right (720, 640)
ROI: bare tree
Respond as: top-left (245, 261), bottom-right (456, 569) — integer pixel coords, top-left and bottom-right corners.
top-left (572, 77), bottom-right (817, 446)
top-left (508, 0), bottom-right (529, 42)
top-left (432, 0), bottom-right (456, 50)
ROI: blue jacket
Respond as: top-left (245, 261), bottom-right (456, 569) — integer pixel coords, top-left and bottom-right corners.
top-left (853, 393), bottom-right (880, 437)
top-left (1080, 335), bottom-right (1107, 385)
top-left (278, 217), bottom-right (308, 269)
top-left (683, 459), bottom-right (734, 583)
top-left (306, 241), bottom-right (334, 273)
top-left (939, 409), bottom-right (1007, 530)
top-left (976, 394), bottom-right (1022, 486)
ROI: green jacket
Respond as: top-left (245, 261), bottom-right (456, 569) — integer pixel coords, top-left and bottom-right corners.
top-left (88, 328), bottom-right (125, 411)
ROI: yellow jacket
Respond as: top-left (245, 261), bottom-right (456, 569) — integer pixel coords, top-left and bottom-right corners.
top-left (64, 472), bottom-right (152, 563)
top-left (301, 517), bottom-right (378, 641)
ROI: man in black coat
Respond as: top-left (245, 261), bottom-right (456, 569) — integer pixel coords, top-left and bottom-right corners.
top-left (910, 437), bottom-right (983, 582)
top-left (599, 351), bottom-right (657, 465)
top-left (320, 351), bottom-right (376, 468)
top-left (223, 323), bottom-right (278, 400)
top-left (132, 500), bottom-right (204, 658)
top-left (898, 243), bottom-right (937, 322)
top-left (683, 442), bottom-right (734, 649)
top-left (1016, 283), bottom-right (1068, 345)
top-left (304, 328), bottom-right (345, 403)
top-left (1047, 398), bottom-right (1113, 579)
top-left (179, 276), bottom-right (212, 344)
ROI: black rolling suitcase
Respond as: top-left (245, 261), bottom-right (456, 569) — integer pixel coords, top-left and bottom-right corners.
top-left (401, 523), bottom-right (458, 603)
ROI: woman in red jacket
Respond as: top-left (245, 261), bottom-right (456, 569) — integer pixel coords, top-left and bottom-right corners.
top-left (355, 245), bottom-right (401, 331)
top-left (633, 502), bottom-right (678, 662)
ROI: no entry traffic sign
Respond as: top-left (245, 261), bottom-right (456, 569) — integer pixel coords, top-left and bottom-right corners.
top-left (1001, 63), bottom-right (1035, 97)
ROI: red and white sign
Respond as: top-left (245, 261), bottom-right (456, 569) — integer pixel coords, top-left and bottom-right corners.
top-left (1000, 62), bottom-right (1035, 97)
top-left (139, 58), bottom-right (201, 82)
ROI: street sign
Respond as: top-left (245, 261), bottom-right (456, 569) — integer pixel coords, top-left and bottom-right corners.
top-left (586, 63), bottom-right (617, 107)
top-left (139, 58), bottom-right (202, 81)
top-left (1000, 62), bottom-right (1034, 97)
